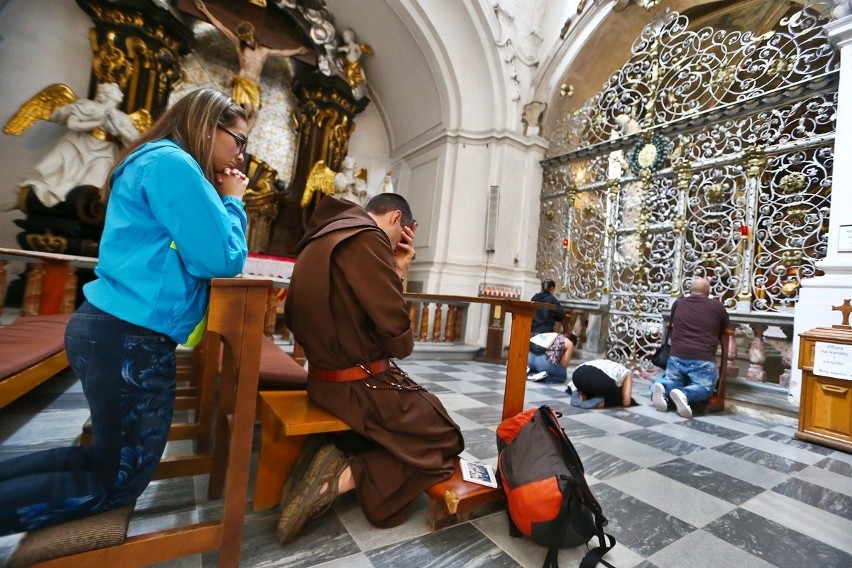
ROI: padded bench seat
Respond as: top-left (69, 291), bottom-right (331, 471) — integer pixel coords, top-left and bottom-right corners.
top-left (258, 336), bottom-right (307, 390)
top-left (0, 313), bottom-right (72, 409)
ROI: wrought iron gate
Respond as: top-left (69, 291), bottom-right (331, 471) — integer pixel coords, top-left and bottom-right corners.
top-left (539, 7), bottom-right (838, 365)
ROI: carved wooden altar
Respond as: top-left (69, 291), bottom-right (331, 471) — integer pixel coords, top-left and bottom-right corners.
top-left (7, 0), bottom-right (370, 310)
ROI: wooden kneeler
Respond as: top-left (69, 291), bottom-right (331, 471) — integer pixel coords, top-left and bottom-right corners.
top-left (426, 298), bottom-right (540, 529)
top-left (17, 278), bottom-right (270, 568)
top-left (690, 326), bottom-right (734, 416)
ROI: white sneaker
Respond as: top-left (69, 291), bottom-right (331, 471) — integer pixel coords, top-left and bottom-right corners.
top-left (652, 383), bottom-right (668, 412)
top-left (670, 388), bottom-right (693, 418)
top-left (527, 371), bottom-right (548, 382)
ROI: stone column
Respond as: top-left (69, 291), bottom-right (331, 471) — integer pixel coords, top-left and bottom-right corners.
top-left (793, 14), bottom-right (852, 405)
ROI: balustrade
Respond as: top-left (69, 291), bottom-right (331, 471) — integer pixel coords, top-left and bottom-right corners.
top-left (726, 314), bottom-right (794, 387)
top-left (0, 248), bottom-right (96, 317)
top-left (406, 295), bottom-right (469, 344)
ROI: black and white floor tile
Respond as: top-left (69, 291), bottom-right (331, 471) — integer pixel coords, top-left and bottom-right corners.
top-left (1, 358), bottom-right (851, 567)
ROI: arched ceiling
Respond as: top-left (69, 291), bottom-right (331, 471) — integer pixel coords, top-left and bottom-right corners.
top-left (322, 0), bottom-right (506, 156)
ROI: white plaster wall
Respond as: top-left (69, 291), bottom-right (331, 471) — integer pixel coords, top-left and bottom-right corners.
top-left (0, 0), bottom-right (92, 278)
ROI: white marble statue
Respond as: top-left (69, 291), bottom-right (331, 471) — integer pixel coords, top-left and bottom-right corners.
top-left (19, 82), bottom-right (141, 208)
top-left (334, 156), bottom-right (368, 205)
top-left (337, 29), bottom-right (372, 100)
top-left (379, 168), bottom-right (394, 194)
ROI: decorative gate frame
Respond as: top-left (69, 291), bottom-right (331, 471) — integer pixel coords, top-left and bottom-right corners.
top-left (539, 7), bottom-right (839, 367)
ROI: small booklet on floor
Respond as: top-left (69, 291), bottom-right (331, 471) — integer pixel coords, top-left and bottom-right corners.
top-left (459, 458), bottom-right (498, 488)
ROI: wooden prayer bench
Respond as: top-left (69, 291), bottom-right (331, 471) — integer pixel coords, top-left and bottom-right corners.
top-left (11, 278), bottom-right (270, 568)
top-left (0, 314), bottom-right (71, 409)
top-left (254, 390), bottom-right (350, 510)
top-left (253, 294), bottom-right (542, 532)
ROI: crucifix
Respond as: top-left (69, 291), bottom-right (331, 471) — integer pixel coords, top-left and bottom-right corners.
top-left (831, 298), bottom-right (852, 329)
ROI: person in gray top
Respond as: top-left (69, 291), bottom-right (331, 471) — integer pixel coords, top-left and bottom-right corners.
top-left (652, 277), bottom-right (729, 418)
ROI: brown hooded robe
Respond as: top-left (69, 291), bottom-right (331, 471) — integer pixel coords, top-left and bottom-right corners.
top-left (284, 197), bottom-right (464, 527)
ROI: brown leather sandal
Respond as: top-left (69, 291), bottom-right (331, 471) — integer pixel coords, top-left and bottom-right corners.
top-left (279, 434), bottom-right (327, 509)
top-left (277, 443), bottom-right (349, 544)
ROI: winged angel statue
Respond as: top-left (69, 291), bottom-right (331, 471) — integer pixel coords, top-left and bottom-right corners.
top-left (302, 157), bottom-right (368, 208)
top-left (4, 82), bottom-right (150, 207)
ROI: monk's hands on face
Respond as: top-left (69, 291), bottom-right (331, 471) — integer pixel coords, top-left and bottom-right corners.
top-left (394, 222), bottom-right (417, 278)
top-left (214, 167), bottom-right (249, 200)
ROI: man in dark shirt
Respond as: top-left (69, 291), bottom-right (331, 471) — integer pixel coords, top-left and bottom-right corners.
top-left (652, 277), bottom-right (729, 418)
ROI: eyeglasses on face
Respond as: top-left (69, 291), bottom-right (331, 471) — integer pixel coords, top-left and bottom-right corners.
top-left (218, 126), bottom-right (248, 154)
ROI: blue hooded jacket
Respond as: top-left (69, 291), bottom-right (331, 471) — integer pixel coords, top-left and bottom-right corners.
top-left (84, 139), bottom-right (248, 344)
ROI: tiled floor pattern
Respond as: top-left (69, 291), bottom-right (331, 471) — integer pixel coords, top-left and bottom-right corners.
top-left (1, 359), bottom-right (851, 567)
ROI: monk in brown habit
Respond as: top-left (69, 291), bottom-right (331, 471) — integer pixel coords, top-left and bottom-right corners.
top-left (279, 193), bottom-right (464, 542)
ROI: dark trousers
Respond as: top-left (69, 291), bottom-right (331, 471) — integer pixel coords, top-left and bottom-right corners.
top-left (0, 302), bottom-right (176, 534)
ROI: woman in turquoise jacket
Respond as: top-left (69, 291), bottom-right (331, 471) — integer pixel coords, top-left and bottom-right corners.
top-left (0, 88), bottom-right (250, 534)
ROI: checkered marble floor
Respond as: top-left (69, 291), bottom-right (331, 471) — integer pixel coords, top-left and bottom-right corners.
top-left (1, 359), bottom-right (851, 568)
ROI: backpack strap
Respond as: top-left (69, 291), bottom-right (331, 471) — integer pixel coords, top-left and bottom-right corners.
top-left (580, 530), bottom-right (617, 568)
top-left (541, 492), bottom-right (572, 568)
top-left (540, 407), bottom-right (617, 567)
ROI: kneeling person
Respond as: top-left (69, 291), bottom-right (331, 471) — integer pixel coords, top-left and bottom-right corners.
top-left (527, 332), bottom-right (577, 383)
top-left (280, 194), bottom-right (464, 542)
top-left (571, 359), bottom-right (634, 409)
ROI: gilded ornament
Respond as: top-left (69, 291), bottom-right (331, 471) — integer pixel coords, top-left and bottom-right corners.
top-left (92, 32), bottom-right (133, 88)
top-left (672, 157), bottom-right (691, 188)
top-left (710, 65), bottom-right (736, 89)
top-left (301, 160), bottom-right (337, 207)
top-left (3, 84), bottom-right (76, 136)
top-left (769, 57), bottom-right (794, 75)
top-left (703, 182), bottom-right (726, 202)
top-left (778, 172), bottom-right (806, 194)
top-left (606, 179), bottom-right (621, 197)
top-left (742, 145), bottom-right (766, 177)
top-left (787, 207), bottom-right (807, 224)
top-left (781, 276), bottom-right (800, 298)
top-left (25, 231), bottom-right (68, 254)
top-left (781, 250), bottom-right (803, 267)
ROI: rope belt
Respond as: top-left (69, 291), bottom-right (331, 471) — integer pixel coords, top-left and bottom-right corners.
top-left (309, 359), bottom-right (391, 382)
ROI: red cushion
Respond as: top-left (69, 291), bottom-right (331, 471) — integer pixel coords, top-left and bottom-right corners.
top-left (0, 314), bottom-right (72, 380)
top-left (259, 336), bottom-right (307, 390)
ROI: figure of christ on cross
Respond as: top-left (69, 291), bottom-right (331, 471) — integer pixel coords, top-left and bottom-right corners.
top-left (194, 0), bottom-right (308, 131)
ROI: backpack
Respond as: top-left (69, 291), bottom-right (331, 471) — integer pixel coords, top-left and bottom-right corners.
top-left (496, 405), bottom-right (616, 568)
top-left (530, 332), bottom-right (558, 355)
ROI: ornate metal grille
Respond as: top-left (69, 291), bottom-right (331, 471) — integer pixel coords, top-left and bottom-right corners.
top-left (540, 8), bottom-right (838, 365)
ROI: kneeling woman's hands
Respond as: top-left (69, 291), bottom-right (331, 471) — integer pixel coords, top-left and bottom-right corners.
top-left (214, 167), bottom-right (249, 199)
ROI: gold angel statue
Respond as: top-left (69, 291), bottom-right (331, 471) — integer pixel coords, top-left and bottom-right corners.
top-left (302, 157), bottom-right (368, 208)
top-left (4, 82), bottom-right (149, 207)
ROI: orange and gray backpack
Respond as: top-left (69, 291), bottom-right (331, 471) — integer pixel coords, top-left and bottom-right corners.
top-left (496, 405), bottom-right (616, 568)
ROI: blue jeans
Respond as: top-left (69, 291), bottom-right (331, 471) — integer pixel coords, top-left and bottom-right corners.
top-left (658, 355), bottom-right (718, 404)
top-left (527, 352), bottom-right (567, 382)
top-left (0, 302), bottom-right (177, 534)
